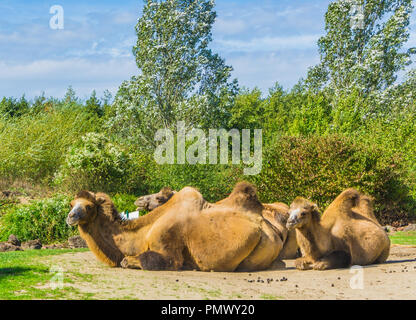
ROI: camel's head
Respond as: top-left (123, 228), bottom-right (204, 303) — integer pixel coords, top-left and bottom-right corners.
top-left (66, 191), bottom-right (106, 227)
top-left (286, 197), bottom-right (320, 230)
top-left (134, 187), bottom-right (176, 211)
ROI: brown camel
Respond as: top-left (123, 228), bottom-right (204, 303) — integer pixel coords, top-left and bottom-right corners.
top-left (286, 189), bottom-right (391, 271)
top-left (134, 187), bottom-right (177, 211)
top-left (135, 188), bottom-right (299, 260)
top-left (66, 182), bottom-right (289, 272)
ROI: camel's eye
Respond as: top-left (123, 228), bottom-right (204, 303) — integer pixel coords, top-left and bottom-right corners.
top-left (86, 205), bottom-right (92, 210)
top-left (301, 212), bottom-right (306, 217)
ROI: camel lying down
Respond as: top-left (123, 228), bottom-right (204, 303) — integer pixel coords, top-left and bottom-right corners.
top-left (66, 184), bottom-right (389, 272)
top-left (66, 182), bottom-right (293, 272)
top-left (135, 187), bottom-right (299, 260)
top-left (287, 189), bottom-right (390, 270)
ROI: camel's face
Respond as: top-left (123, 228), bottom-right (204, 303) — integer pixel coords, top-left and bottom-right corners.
top-left (134, 194), bottom-right (164, 211)
top-left (67, 198), bottom-right (98, 226)
top-left (287, 199), bottom-right (318, 230)
top-left (134, 188), bottom-right (176, 211)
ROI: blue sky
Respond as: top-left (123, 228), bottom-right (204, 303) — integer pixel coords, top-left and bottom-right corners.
top-left (0, 0), bottom-right (415, 100)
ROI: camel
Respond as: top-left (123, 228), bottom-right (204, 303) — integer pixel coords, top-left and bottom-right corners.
top-left (135, 188), bottom-right (299, 259)
top-left (286, 189), bottom-right (391, 271)
top-left (66, 182), bottom-right (290, 272)
top-left (134, 187), bottom-right (177, 211)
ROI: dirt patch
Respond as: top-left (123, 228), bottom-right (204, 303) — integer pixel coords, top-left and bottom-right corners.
top-left (45, 245), bottom-right (416, 300)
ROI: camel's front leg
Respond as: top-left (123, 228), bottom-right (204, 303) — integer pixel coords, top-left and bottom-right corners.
top-left (120, 251), bottom-right (172, 271)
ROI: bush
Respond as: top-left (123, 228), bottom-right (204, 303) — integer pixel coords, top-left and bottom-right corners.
top-left (143, 160), bottom-right (244, 203)
top-left (54, 133), bottom-right (131, 193)
top-left (0, 109), bottom-right (95, 183)
top-left (251, 134), bottom-right (414, 224)
top-left (112, 193), bottom-right (138, 213)
top-left (0, 195), bottom-right (77, 244)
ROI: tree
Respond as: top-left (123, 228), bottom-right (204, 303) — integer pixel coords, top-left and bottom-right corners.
top-left (0, 96), bottom-right (29, 118)
top-left (64, 86), bottom-right (78, 105)
top-left (228, 88), bottom-right (264, 130)
top-left (85, 90), bottom-right (103, 118)
top-left (306, 0), bottom-right (415, 100)
top-left (109, 0), bottom-right (237, 147)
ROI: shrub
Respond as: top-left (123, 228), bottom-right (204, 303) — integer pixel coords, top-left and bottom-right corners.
top-left (251, 134), bottom-right (414, 225)
top-left (0, 96), bottom-right (30, 118)
top-left (143, 160), bottom-right (244, 203)
top-left (0, 195), bottom-right (77, 244)
top-left (112, 193), bottom-right (138, 213)
top-left (0, 109), bottom-right (95, 183)
top-left (54, 133), bottom-right (131, 193)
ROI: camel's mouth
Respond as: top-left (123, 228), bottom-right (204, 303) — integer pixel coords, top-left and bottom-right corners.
top-left (66, 203), bottom-right (85, 226)
top-left (286, 221), bottom-right (298, 230)
top-left (134, 198), bottom-right (148, 211)
top-left (66, 215), bottom-right (81, 227)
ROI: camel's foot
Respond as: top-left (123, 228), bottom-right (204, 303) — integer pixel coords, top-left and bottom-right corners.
top-left (269, 259), bottom-right (286, 270)
top-left (311, 251), bottom-right (351, 271)
top-left (121, 251), bottom-right (171, 270)
top-left (312, 261), bottom-right (330, 270)
top-left (120, 256), bottom-right (142, 269)
top-left (295, 257), bottom-right (312, 270)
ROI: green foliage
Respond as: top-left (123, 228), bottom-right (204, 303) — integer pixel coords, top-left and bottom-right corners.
top-left (0, 96), bottom-right (30, 118)
top-left (0, 109), bottom-right (95, 183)
top-left (144, 160), bottom-right (244, 203)
top-left (228, 88), bottom-right (264, 130)
top-left (85, 90), bottom-right (104, 118)
top-left (251, 135), bottom-right (414, 224)
top-left (54, 133), bottom-right (131, 193)
top-left (0, 195), bottom-right (77, 244)
top-left (109, 0), bottom-right (237, 146)
top-left (307, 0), bottom-right (415, 98)
top-left (112, 194), bottom-right (138, 213)
top-left (288, 92), bottom-right (333, 136)
top-left (0, 0), bottom-right (415, 231)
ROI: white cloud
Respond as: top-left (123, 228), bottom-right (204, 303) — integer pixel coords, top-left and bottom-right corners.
top-left (214, 18), bottom-right (247, 35)
top-left (0, 58), bottom-right (137, 98)
top-left (228, 52), bottom-right (320, 91)
top-left (112, 11), bottom-right (138, 25)
top-left (214, 34), bottom-right (320, 53)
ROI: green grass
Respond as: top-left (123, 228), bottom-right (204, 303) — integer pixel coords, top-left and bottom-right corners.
top-left (389, 231), bottom-right (416, 246)
top-left (0, 249), bottom-right (90, 300)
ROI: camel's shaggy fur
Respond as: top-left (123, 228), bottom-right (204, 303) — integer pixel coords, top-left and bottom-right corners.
top-left (67, 182), bottom-right (289, 272)
top-left (135, 187), bottom-right (299, 260)
top-left (287, 189), bottom-right (390, 271)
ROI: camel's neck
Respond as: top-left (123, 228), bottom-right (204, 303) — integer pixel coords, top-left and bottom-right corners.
top-left (79, 208), bottom-right (160, 267)
top-left (79, 214), bottom-right (126, 267)
top-left (296, 220), bottom-right (330, 261)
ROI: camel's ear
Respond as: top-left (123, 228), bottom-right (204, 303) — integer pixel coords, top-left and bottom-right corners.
top-left (96, 197), bottom-right (106, 205)
top-left (311, 203), bottom-right (322, 221)
top-left (305, 201), bottom-right (319, 211)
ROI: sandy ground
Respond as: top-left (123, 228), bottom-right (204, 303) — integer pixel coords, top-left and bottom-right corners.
top-left (45, 245), bottom-right (416, 300)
